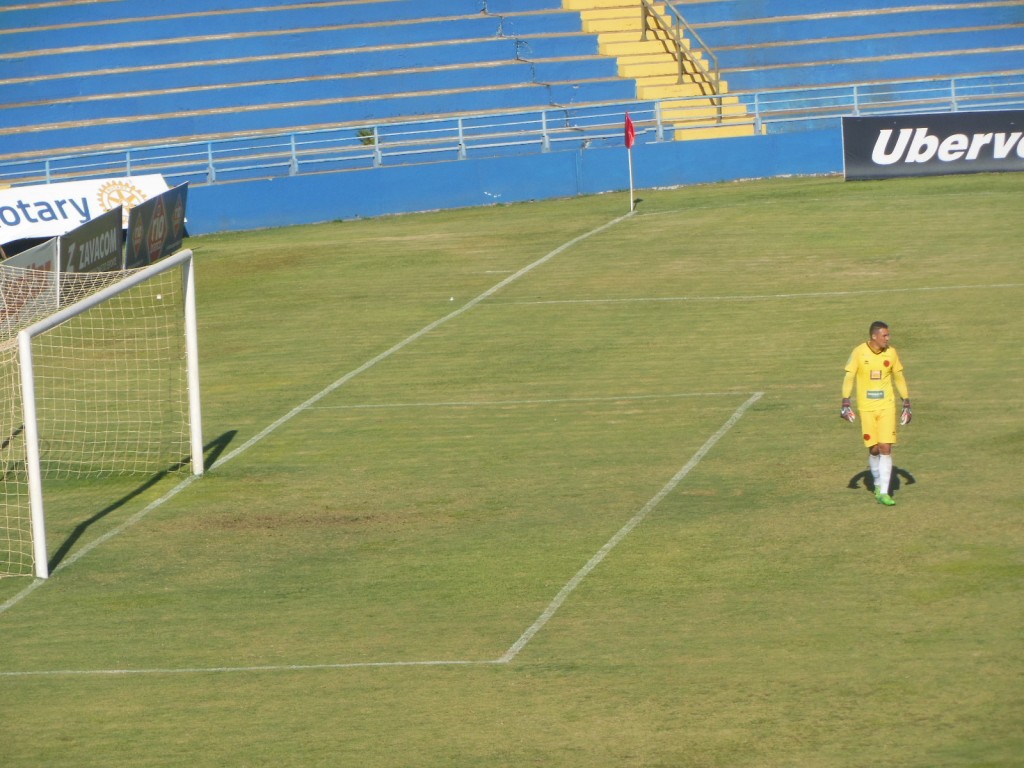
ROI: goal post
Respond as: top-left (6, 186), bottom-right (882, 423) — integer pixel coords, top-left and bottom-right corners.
top-left (5, 249), bottom-right (203, 580)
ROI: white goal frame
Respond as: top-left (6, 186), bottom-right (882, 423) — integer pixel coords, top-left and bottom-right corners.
top-left (15, 249), bottom-right (203, 579)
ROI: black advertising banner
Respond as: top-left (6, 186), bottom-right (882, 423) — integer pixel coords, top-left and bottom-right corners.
top-left (125, 183), bottom-right (189, 269)
top-left (843, 111), bottom-right (1024, 181)
top-left (60, 206), bottom-right (124, 273)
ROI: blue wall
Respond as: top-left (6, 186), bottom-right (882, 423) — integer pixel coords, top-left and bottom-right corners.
top-left (187, 128), bottom-right (842, 235)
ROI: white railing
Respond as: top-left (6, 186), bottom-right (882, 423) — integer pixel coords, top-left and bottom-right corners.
top-left (1, 72), bottom-right (1021, 189)
top-left (640, 0), bottom-right (720, 95)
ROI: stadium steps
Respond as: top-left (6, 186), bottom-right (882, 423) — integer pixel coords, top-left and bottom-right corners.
top-left (564, 0), bottom-right (761, 140)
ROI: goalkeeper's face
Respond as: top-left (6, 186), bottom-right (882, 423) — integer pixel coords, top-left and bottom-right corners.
top-left (871, 327), bottom-right (891, 350)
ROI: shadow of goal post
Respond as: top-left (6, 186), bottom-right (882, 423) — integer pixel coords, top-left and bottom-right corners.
top-left (16, 249), bottom-right (204, 579)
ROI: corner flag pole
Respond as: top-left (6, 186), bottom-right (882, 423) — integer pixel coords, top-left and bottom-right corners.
top-left (624, 112), bottom-right (636, 212)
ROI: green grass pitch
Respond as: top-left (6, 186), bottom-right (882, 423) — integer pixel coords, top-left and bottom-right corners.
top-left (1, 174), bottom-right (1022, 766)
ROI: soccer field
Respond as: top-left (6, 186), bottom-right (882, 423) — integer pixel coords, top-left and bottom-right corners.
top-left (1, 174), bottom-right (1022, 766)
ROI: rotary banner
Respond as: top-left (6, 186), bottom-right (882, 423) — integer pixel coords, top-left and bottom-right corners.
top-left (0, 175), bottom-right (170, 247)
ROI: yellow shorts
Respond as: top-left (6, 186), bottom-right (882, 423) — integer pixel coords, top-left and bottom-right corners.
top-left (861, 407), bottom-right (897, 447)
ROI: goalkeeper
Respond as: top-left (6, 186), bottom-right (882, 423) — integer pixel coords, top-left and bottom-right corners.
top-left (840, 321), bottom-right (911, 506)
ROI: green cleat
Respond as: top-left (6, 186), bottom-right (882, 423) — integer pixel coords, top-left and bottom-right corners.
top-left (877, 493), bottom-right (896, 506)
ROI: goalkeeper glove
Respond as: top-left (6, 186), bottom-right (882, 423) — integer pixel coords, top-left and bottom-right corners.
top-left (900, 398), bottom-right (912, 426)
top-left (840, 398), bottom-right (855, 422)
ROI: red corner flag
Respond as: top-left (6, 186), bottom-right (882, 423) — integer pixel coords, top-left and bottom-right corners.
top-left (624, 113), bottom-right (636, 211)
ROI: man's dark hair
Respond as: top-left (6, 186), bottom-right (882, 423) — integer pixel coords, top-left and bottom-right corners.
top-left (869, 320), bottom-right (889, 336)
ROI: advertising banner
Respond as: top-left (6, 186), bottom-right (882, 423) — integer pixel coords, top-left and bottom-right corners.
top-left (0, 174), bottom-right (169, 246)
top-left (60, 206), bottom-right (124, 274)
top-left (2, 237), bottom-right (58, 271)
top-left (0, 239), bottom-right (59, 340)
top-left (125, 183), bottom-right (189, 269)
top-left (843, 111), bottom-right (1024, 180)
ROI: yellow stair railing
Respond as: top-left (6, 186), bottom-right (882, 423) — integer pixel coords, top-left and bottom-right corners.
top-left (564, 0), bottom-right (762, 140)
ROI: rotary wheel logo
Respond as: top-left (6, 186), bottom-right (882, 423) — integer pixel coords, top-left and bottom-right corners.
top-left (97, 180), bottom-right (147, 226)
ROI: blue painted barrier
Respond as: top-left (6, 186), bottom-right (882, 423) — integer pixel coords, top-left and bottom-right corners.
top-left (183, 128), bottom-right (842, 235)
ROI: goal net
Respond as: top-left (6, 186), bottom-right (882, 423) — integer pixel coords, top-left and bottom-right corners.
top-left (1, 250), bottom-right (203, 579)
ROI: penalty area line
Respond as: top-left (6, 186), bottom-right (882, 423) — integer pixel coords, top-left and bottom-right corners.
top-left (3, 391), bottom-right (765, 679)
top-left (500, 282), bottom-right (1024, 306)
top-left (310, 391), bottom-right (746, 411)
top-left (0, 212), bottom-right (634, 617)
top-left (497, 390), bottom-right (764, 664)
top-left (208, 211), bottom-right (635, 472)
top-left (0, 659), bottom-right (501, 678)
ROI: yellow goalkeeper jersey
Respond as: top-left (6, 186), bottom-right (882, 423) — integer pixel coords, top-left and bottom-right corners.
top-left (842, 342), bottom-right (909, 412)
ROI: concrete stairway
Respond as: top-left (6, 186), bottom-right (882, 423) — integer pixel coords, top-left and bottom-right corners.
top-left (563, 0), bottom-right (760, 139)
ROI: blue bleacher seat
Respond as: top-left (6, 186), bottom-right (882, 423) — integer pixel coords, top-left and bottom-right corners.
top-left (695, 6), bottom-right (1024, 48)
top-left (0, 0), bottom-right (1021, 164)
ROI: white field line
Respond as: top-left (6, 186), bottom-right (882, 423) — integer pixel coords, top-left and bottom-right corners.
top-left (207, 211), bottom-right (635, 472)
top-left (497, 390), bottom-right (763, 664)
top-left (0, 390), bottom-right (762, 678)
top-left (0, 475), bottom-right (202, 614)
top-left (498, 282), bottom-right (1023, 307)
top-left (0, 212), bottom-right (634, 616)
top-left (0, 660), bottom-right (497, 678)
top-left (310, 391), bottom-right (745, 410)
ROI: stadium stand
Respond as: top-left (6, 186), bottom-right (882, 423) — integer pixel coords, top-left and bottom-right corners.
top-left (0, 0), bottom-right (1020, 180)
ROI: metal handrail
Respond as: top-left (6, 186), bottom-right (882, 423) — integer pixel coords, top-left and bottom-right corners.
top-left (639, 0), bottom-right (720, 99)
top-left (1, 72), bottom-right (1021, 189)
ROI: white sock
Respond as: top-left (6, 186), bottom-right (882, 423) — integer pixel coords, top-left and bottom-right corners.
top-left (869, 453), bottom-right (881, 490)
top-left (878, 454), bottom-right (893, 496)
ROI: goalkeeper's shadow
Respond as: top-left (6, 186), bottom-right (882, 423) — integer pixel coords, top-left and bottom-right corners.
top-left (846, 465), bottom-right (917, 497)
top-left (48, 430), bottom-right (238, 572)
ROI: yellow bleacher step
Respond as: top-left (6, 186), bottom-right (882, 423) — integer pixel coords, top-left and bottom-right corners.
top-left (616, 50), bottom-right (705, 68)
top-left (660, 101), bottom-right (747, 121)
top-left (582, 18), bottom-right (643, 33)
top-left (599, 38), bottom-right (691, 57)
top-left (618, 60), bottom-right (711, 81)
top-left (579, 8), bottom-right (669, 30)
top-left (618, 61), bottom-right (693, 79)
top-left (564, 0), bottom-right (639, 9)
top-left (595, 28), bottom-right (682, 44)
top-left (640, 73), bottom-right (731, 88)
top-left (577, 6), bottom-right (645, 22)
top-left (570, 0), bottom-right (667, 11)
top-left (661, 93), bottom-right (742, 108)
top-left (673, 123), bottom-right (762, 141)
top-left (638, 82), bottom-right (721, 99)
